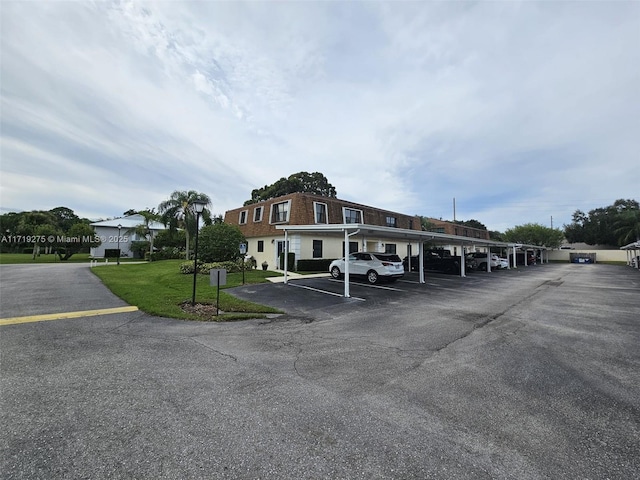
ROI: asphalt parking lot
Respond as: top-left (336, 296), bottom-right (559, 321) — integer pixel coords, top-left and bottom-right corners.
top-left (1, 263), bottom-right (639, 479)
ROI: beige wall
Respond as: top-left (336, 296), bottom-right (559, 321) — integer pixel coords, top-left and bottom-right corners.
top-left (547, 249), bottom-right (629, 263)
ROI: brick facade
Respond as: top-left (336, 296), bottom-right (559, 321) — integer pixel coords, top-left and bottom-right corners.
top-left (224, 193), bottom-right (422, 235)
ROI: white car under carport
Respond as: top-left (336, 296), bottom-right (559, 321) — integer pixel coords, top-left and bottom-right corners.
top-left (329, 252), bottom-right (404, 284)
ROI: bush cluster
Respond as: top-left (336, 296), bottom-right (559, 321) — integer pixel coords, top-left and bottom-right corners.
top-left (148, 247), bottom-right (184, 261)
top-left (179, 259), bottom-right (254, 275)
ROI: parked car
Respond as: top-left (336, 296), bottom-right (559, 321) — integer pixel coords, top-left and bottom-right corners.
top-left (403, 248), bottom-right (475, 274)
top-left (467, 252), bottom-right (500, 271)
top-left (497, 257), bottom-right (509, 269)
top-left (329, 252), bottom-right (404, 284)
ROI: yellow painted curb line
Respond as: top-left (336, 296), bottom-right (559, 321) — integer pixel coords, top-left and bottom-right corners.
top-left (0, 306), bottom-right (139, 326)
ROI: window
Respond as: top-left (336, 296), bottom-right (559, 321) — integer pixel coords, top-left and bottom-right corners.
top-left (314, 202), bottom-right (328, 224)
top-left (257, 240), bottom-right (264, 252)
top-left (239, 210), bottom-right (248, 224)
top-left (270, 200), bottom-right (291, 223)
top-left (386, 216), bottom-right (397, 228)
top-left (433, 227), bottom-right (445, 234)
top-left (342, 241), bottom-right (359, 255)
top-left (385, 243), bottom-right (397, 254)
top-left (343, 207), bottom-right (363, 224)
top-left (312, 240), bottom-right (323, 258)
top-left (253, 206), bottom-right (263, 222)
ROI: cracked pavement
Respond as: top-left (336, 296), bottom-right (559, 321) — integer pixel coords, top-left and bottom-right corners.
top-left (1, 263), bottom-right (639, 479)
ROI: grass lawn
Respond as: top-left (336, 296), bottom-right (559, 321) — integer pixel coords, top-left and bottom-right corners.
top-left (0, 253), bottom-right (140, 264)
top-left (91, 260), bottom-right (283, 321)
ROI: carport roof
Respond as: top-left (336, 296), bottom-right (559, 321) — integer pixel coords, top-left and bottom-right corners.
top-left (620, 241), bottom-right (640, 250)
top-left (276, 223), bottom-right (547, 251)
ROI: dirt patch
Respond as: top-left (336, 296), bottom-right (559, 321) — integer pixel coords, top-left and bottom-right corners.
top-left (179, 301), bottom-right (224, 319)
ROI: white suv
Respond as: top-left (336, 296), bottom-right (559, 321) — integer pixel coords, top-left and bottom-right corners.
top-left (467, 252), bottom-right (501, 271)
top-left (329, 252), bottom-right (404, 284)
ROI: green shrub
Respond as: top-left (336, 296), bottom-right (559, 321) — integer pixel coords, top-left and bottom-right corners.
top-left (198, 223), bottom-right (246, 262)
top-left (150, 247), bottom-right (183, 261)
top-left (179, 259), bottom-right (250, 275)
top-left (297, 258), bottom-right (332, 272)
top-left (279, 252), bottom-right (296, 271)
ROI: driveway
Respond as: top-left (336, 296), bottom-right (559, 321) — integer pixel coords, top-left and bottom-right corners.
top-left (1, 263), bottom-right (639, 479)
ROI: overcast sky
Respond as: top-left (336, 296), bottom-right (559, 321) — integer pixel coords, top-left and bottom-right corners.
top-left (1, 1), bottom-right (638, 232)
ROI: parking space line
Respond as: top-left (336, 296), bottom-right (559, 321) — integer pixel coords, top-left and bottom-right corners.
top-left (289, 282), bottom-right (366, 301)
top-left (0, 306), bottom-right (139, 326)
top-left (398, 279), bottom-right (441, 286)
top-left (327, 278), bottom-right (406, 292)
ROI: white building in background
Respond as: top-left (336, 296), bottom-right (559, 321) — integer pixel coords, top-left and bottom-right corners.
top-left (90, 214), bottom-right (165, 259)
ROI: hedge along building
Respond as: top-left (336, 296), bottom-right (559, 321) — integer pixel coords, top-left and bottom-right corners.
top-left (223, 192), bottom-right (424, 270)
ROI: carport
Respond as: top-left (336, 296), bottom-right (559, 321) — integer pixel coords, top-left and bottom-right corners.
top-left (621, 241), bottom-right (640, 269)
top-left (277, 224), bottom-right (548, 298)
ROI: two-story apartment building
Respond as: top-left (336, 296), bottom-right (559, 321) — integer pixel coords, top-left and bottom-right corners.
top-left (426, 218), bottom-right (490, 241)
top-left (224, 193), bottom-right (422, 269)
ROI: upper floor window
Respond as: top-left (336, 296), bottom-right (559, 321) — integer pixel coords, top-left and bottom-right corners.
top-left (343, 207), bottom-right (363, 224)
top-left (314, 202), bottom-right (328, 224)
top-left (239, 210), bottom-right (248, 225)
top-left (270, 200), bottom-right (291, 224)
top-left (386, 216), bottom-right (397, 228)
top-left (253, 206), bottom-right (263, 222)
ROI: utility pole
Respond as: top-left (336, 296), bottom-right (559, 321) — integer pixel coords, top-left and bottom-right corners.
top-left (453, 197), bottom-right (456, 222)
top-left (551, 215), bottom-right (553, 229)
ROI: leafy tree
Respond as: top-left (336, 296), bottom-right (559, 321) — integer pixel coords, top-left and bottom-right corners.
top-left (49, 207), bottom-right (80, 231)
top-left (0, 212), bottom-right (23, 252)
top-left (16, 211), bottom-right (57, 236)
top-left (244, 171), bottom-right (337, 205)
top-left (456, 219), bottom-right (487, 230)
top-left (33, 223), bottom-right (63, 257)
top-left (420, 216), bottom-right (435, 231)
top-left (57, 223), bottom-right (101, 260)
top-left (198, 223), bottom-right (246, 263)
top-left (563, 199), bottom-right (639, 247)
top-left (489, 230), bottom-right (504, 242)
top-left (503, 223), bottom-right (564, 248)
top-left (613, 208), bottom-right (640, 245)
top-left (155, 229), bottom-right (186, 250)
top-left (158, 190), bottom-right (212, 260)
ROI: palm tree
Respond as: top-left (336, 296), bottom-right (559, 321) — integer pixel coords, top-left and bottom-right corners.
top-left (158, 190), bottom-right (212, 260)
top-left (613, 208), bottom-right (640, 246)
top-left (126, 209), bottom-right (162, 259)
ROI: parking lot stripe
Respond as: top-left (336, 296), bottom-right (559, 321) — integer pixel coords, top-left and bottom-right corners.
top-left (327, 279), bottom-right (405, 292)
top-left (289, 282), bottom-right (366, 301)
top-left (0, 306), bottom-right (139, 326)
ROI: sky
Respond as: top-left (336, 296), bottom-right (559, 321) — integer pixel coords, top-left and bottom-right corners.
top-left (1, 1), bottom-right (638, 233)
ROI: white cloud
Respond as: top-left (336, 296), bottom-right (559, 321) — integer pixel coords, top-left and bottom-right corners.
top-left (1, 1), bottom-right (638, 230)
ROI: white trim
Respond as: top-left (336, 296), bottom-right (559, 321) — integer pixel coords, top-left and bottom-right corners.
top-left (342, 206), bottom-right (363, 224)
top-left (313, 201), bottom-right (329, 224)
top-left (269, 199), bottom-right (292, 224)
top-left (238, 210), bottom-right (248, 225)
top-left (253, 206), bottom-right (264, 223)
